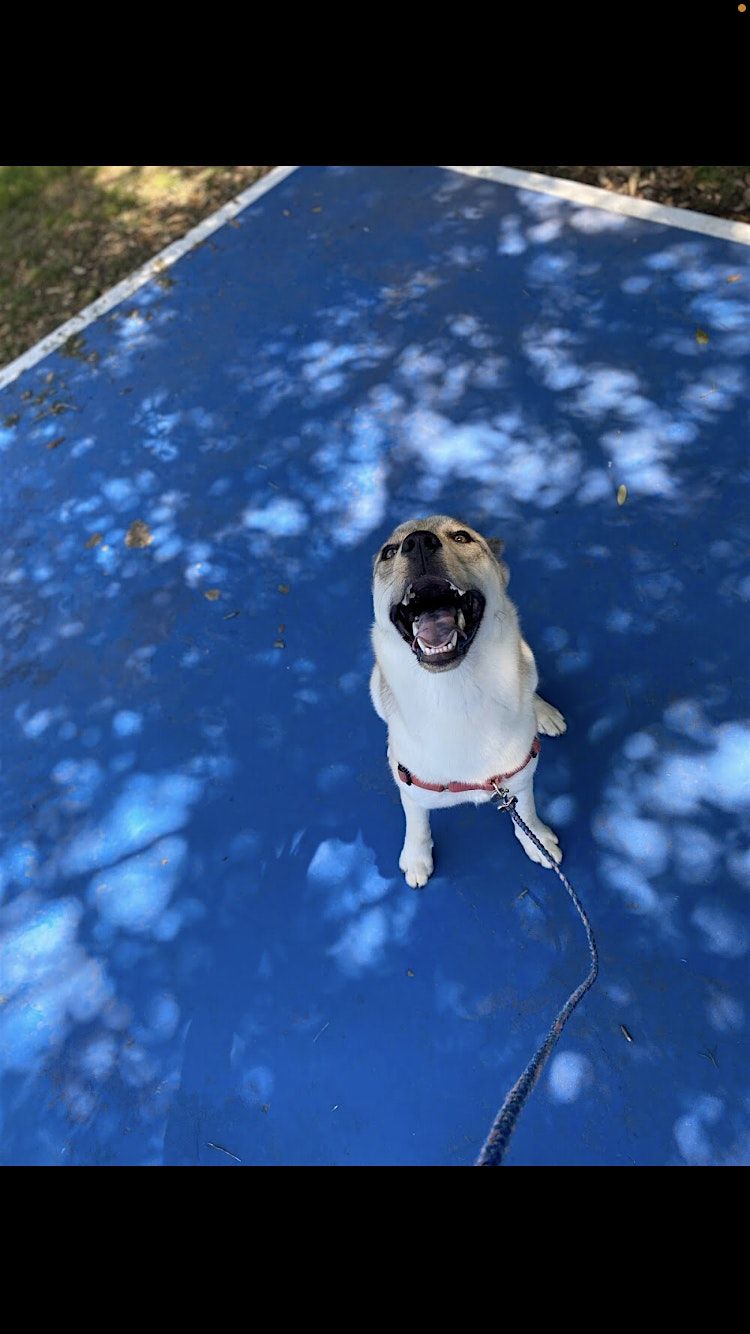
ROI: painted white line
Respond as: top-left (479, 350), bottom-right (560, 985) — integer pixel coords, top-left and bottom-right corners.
top-left (0, 165), bottom-right (300, 391)
top-left (444, 165), bottom-right (750, 246)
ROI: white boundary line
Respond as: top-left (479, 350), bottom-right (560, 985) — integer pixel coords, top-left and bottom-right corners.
top-left (3, 162), bottom-right (749, 391)
top-left (0, 164), bottom-right (300, 391)
top-left (445, 165), bottom-right (750, 246)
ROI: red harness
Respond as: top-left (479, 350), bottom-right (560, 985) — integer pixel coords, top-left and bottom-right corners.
top-left (397, 737), bottom-right (541, 794)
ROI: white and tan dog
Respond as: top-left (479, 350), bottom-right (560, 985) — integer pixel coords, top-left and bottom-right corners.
top-left (369, 515), bottom-right (566, 888)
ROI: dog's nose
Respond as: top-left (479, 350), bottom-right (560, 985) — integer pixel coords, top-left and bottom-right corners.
top-left (401, 529), bottom-right (442, 571)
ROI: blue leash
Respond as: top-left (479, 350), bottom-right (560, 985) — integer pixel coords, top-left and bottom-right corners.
top-left (474, 785), bottom-right (599, 1167)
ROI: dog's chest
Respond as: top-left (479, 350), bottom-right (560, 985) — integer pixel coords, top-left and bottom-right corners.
top-left (386, 671), bottom-right (536, 788)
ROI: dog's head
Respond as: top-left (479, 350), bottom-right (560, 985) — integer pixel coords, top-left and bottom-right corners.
top-left (371, 515), bottom-right (509, 673)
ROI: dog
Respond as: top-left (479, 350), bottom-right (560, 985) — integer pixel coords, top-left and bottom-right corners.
top-left (369, 515), bottom-right (566, 888)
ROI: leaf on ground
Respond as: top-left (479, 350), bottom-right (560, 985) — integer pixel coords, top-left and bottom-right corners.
top-left (46, 435), bottom-right (65, 450)
top-left (617, 484), bottom-right (628, 506)
top-left (125, 520), bottom-right (153, 548)
top-left (695, 328), bottom-right (710, 344)
top-left (85, 532), bottom-right (103, 549)
top-left (204, 588), bottom-right (221, 600)
top-left (726, 273), bottom-right (743, 283)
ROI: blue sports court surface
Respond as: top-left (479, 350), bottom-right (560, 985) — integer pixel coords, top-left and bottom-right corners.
top-left (1, 165), bottom-right (748, 1165)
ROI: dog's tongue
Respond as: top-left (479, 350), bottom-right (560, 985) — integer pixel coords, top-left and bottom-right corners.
top-left (413, 607), bottom-right (457, 647)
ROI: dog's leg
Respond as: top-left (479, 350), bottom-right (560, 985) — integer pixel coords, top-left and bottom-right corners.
top-left (511, 771), bottom-right (562, 867)
top-left (533, 694), bottom-right (567, 737)
top-left (398, 789), bottom-right (434, 888)
top-left (521, 639), bottom-right (566, 737)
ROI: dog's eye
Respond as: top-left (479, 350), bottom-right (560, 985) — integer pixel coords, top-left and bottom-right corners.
top-left (380, 544), bottom-right (398, 561)
top-left (450, 530), bottom-right (473, 544)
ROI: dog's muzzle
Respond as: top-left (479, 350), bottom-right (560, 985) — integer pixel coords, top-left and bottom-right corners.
top-left (389, 574), bottom-right (485, 669)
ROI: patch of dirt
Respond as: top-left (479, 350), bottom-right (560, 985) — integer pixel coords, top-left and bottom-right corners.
top-left (519, 165), bottom-right (750, 225)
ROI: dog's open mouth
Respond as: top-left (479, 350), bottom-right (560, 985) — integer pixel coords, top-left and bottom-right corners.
top-left (389, 575), bottom-right (486, 669)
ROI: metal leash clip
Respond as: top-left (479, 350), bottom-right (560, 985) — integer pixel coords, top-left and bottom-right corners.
top-left (490, 781), bottom-right (517, 813)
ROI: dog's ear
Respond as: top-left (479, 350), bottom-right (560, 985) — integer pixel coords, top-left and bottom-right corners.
top-left (486, 537), bottom-right (510, 588)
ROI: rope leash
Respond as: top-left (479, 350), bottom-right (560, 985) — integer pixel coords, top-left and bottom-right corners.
top-left (474, 784), bottom-right (599, 1167)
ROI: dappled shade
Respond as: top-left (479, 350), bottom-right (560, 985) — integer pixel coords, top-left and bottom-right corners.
top-left (1, 166), bottom-right (749, 1165)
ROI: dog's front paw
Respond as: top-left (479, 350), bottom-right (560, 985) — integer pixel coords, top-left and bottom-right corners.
top-left (514, 822), bottom-right (563, 869)
top-left (399, 844), bottom-right (434, 889)
top-left (535, 698), bottom-right (567, 737)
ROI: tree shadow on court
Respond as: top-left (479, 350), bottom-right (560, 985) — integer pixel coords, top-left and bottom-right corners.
top-left (1, 165), bottom-right (749, 1164)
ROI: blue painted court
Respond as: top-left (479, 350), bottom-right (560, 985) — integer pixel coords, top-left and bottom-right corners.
top-left (1, 165), bottom-right (749, 1166)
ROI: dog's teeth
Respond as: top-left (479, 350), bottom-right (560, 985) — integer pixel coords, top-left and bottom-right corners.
top-left (457, 610), bottom-right (465, 631)
top-left (416, 632), bottom-right (457, 656)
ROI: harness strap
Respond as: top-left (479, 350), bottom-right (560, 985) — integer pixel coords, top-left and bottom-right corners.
top-left (397, 736), bottom-right (540, 794)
